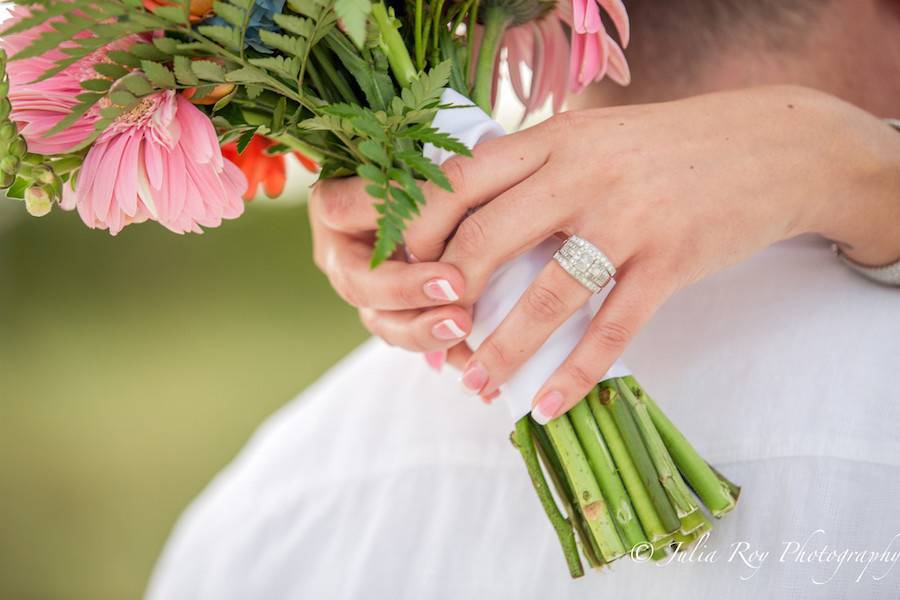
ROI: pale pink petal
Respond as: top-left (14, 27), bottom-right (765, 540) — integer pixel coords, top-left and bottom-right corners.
top-left (115, 133), bottom-right (141, 217)
top-left (604, 33), bottom-right (631, 86)
top-left (582, 0), bottom-right (602, 34)
top-left (598, 0), bottom-right (630, 47)
top-left (572, 0), bottom-right (587, 33)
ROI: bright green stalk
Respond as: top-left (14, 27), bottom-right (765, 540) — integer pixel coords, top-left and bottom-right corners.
top-left (625, 376), bottom-right (738, 517)
top-left (588, 389), bottom-right (669, 543)
top-left (414, 0), bottom-right (425, 70)
top-left (544, 415), bottom-right (626, 562)
top-left (531, 423), bottom-right (604, 570)
top-left (430, 0), bottom-right (447, 66)
top-left (371, 2), bottom-right (418, 87)
top-left (598, 381), bottom-right (681, 535)
top-left (615, 379), bottom-right (700, 519)
top-left (471, 5), bottom-right (511, 112)
top-left (511, 417), bottom-right (584, 578)
top-left (568, 395), bottom-right (647, 550)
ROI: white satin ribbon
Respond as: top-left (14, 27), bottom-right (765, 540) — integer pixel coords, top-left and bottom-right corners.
top-left (422, 89), bottom-right (631, 420)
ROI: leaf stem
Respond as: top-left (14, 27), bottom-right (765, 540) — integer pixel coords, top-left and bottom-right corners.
top-left (471, 4), bottom-right (510, 113)
top-left (532, 422), bottom-right (605, 570)
top-left (371, 2), bottom-right (418, 87)
top-left (616, 379), bottom-right (700, 519)
top-left (569, 394), bottom-right (647, 551)
top-left (626, 376), bottom-right (738, 517)
top-left (511, 417), bottom-right (584, 578)
top-left (591, 382), bottom-right (677, 541)
top-left (544, 414), bottom-right (626, 562)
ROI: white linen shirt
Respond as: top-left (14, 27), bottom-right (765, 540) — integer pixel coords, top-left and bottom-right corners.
top-left (147, 235), bottom-right (900, 599)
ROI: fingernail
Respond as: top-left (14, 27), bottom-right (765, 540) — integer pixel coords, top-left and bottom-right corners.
top-left (405, 247), bottom-right (420, 263)
top-left (531, 390), bottom-right (564, 425)
top-left (460, 362), bottom-right (488, 394)
top-left (424, 350), bottom-right (446, 372)
top-left (481, 389), bottom-right (501, 404)
top-left (423, 279), bottom-right (459, 302)
top-left (432, 319), bottom-right (466, 341)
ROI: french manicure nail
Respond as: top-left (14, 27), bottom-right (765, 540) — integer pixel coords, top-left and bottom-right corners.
top-left (460, 362), bottom-right (488, 394)
top-left (424, 350), bottom-right (446, 372)
top-left (432, 319), bottom-right (466, 340)
top-left (423, 278), bottom-right (459, 302)
top-left (531, 390), bottom-right (564, 425)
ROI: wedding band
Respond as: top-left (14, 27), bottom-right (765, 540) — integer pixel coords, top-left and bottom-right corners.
top-left (553, 235), bottom-right (616, 294)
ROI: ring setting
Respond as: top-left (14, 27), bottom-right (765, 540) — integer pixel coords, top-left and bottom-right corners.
top-left (553, 234), bottom-right (616, 294)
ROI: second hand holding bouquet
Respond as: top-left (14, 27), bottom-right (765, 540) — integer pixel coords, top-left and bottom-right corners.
top-left (0, 0), bottom-right (739, 577)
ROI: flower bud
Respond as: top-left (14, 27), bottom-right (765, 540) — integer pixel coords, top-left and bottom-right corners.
top-left (24, 185), bottom-right (53, 217)
top-left (0, 81), bottom-right (8, 98)
top-left (31, 163), bottom-right (58, 186)
top-left (0, 154), bottom-right (18, 175)
top-left (8, 137), bottom-right (26, 158)
top-left (0, 121), bottom-right (13, 142)
top-left (0, 170), bottom-right (15, 189)
top-left (0, 98), bottom-right (10, 121)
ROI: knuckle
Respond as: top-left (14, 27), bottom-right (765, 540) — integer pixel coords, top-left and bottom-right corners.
top-left (544, 111), bottom-right (579, 136)
top-left (588, 319), bottom-right (633, 353)
top-left (318, 197), bottom-right (349, 229)
top-left (480, 338), bottom-right (512, 371)
top-left (523, 284), bottom-right (566, 322)
top-left (563, 361), bottom-right (596, 391)
top-left (452, 214), bottom-right (488, 257)
top-left (441, 157), bottom-right (468, 198)
top-left (395, 281), bottom-right (420, 308)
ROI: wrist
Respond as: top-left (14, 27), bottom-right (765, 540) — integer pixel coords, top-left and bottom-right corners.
top-left (802, 106), bottom-right (900, 265)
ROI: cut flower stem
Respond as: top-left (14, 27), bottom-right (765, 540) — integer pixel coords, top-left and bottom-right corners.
top-left (513, 377), bottom-right (740, 577)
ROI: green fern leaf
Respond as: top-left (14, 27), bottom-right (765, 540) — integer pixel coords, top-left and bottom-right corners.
top-left (141, 60), bottom-right (176, 88)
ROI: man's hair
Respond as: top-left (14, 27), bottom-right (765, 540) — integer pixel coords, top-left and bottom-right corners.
top-left (618, 0), bottom-right (832, 82)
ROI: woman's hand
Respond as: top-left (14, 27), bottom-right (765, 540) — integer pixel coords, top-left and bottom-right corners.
top-left (308, 177), bottom-right (474, 359)
top-left (402, 85), bottom-right (900, 422)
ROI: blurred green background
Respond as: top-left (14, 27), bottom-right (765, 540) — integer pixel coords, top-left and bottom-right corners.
top-left (0, 193), bottom-right (367, 599)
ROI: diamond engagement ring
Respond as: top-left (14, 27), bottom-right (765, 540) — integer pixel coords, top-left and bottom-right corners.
top-left (552, 235), bottom-right (617, 294)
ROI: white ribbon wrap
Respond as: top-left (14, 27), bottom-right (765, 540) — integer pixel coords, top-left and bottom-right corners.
top-left (422, 89), bottom-right (631, 420)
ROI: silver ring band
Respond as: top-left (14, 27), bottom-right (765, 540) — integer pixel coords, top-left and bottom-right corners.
top-left (553, 235), bottom-right (616, 294)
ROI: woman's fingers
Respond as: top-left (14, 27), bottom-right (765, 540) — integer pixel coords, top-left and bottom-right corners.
top-left (313, 222), bottom-right (466, 310)
top-left (403, 125), bottom-right (552, 261)
top-left (309, 177), bottom-right (380, 234)
top-left (530, 260), bottom-right (676, 424)
top-left (359, 305), bottom-right (473, 352)
top-left (437, 168), bottom-right (574, 303)
top-left (458, 260), bottom-right (593, 396)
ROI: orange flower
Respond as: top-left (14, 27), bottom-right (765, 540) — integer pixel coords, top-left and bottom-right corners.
top-left (183, 83), bottom-right (236, 105)
top-left (142, 0), bottom-right (213, 22)
top-left (221, 135), bottom-right (318, 201)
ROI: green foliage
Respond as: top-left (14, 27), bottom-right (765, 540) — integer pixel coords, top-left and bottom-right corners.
top-left (141, 60), bottom-right (176, 88)
top-left (300, 61), bottom-right (469, 266)
top-left (4, 0), bottom-right (477, 267)
top-left (334, 0), bottom-right (371, 48)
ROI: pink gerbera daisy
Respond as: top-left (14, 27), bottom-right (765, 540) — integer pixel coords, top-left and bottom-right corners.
top-left (0, 6), bottom-right (139, 154)
top-left (62, 90), bottom-right (247, 235)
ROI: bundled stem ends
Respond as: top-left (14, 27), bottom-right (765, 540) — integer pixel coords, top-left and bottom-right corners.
top-left (514, 376), bottom-right (740, 577)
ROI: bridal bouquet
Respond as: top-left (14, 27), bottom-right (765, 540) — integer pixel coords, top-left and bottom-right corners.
top-left (0, 0), bottom-right (739, 577)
